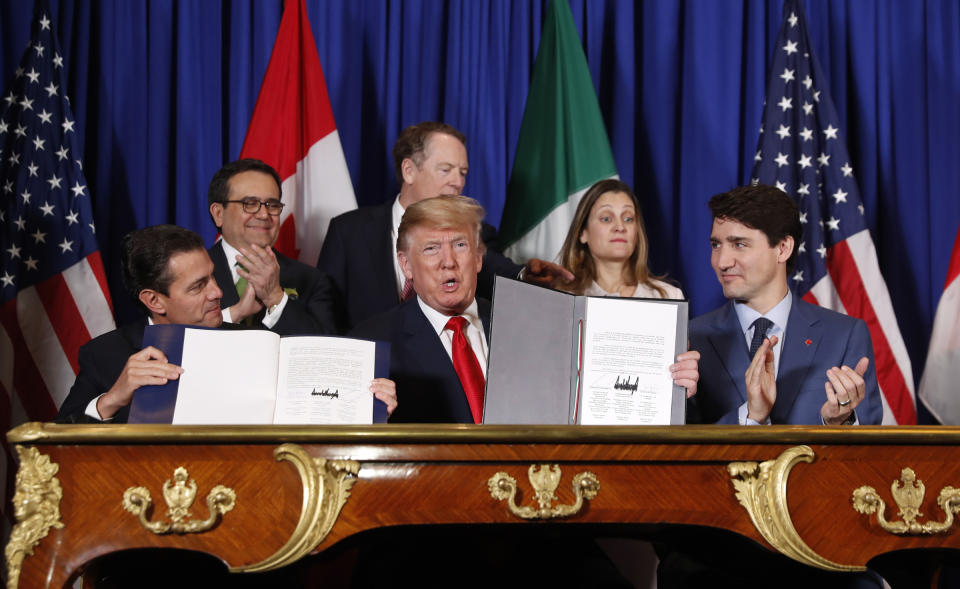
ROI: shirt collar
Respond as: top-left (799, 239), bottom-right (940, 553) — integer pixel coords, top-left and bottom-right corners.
top-left (391, 194), bottom-right (405, 237)
top-left (417, 297), bottom-right (482, 336)
top-left (734, 290), bottom-right (792, 335)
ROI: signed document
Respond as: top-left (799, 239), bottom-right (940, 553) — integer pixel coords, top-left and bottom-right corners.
top-left (485, 277), bottom-right (687, 425)
top-left (129, 326), bottom-right (389, 425)
top-left (579, 297), bottom-right (678, 425)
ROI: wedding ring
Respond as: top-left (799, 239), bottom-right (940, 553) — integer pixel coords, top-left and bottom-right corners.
top-left (838, 398), bottom-right (852, 407)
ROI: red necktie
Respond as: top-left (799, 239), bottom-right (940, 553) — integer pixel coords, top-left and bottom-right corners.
top-left (445, 316), bottom-right (485, 424)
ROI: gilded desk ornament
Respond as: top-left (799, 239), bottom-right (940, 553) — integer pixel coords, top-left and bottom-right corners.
top-left (851, 467), bottom-right (960, 535)
top-left (488, 464), bottom-right (599, 520)
top-left (121, 466), bottom-right (236, 534)
top-left (234, 443), bottom-right (360, 573)
top-left (5, 447), bottom-right (64, 589)
top-left (728, 445), bottom-right (864, 572)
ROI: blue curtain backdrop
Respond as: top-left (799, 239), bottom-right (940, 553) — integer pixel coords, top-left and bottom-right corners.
top-left (2, 1), bottom-right (958, 421)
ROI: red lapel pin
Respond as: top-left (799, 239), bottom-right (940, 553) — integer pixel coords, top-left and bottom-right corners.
top-left (804, 338), bottom-right (812, 346)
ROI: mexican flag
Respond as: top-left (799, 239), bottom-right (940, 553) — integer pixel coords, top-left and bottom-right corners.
top-left (500, 0), bottom-right (617, 264)
top-left (239, 0), bottom-right (356, 264)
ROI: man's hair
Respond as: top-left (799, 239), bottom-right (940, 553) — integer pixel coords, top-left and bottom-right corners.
top-left (121, 225), bottom-right (206, 313)
top-left (392, 122), bottom-right (467, 185)
top-left (207, 158), bottom-right (282, 207)
top-left (557, 179), bottom-right (668, 297)
top-left (708, 183), bottom-right (802, 272)
top-left (396, 195), bottom-right (486, 255)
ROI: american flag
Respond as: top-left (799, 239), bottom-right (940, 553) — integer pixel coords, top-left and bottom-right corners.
top-left (752, 0), bottom-right (915, 424)
top-left (0, 0), bottom-right (115, 509)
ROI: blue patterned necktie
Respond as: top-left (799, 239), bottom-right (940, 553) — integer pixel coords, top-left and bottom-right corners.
top-left (748, 317), bottom-right (774, 360)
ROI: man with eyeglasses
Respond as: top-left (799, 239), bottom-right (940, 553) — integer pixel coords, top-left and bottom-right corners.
top-left (207, 158), bottom-right (337, 335)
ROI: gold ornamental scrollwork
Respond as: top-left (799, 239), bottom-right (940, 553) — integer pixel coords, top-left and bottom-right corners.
top-left (488, 464), bottom-right (599, 520)
top-left (852, 467), bottom-right (960, 535)
top-left (122, 466), bottom-right (236, 534)
top-left (5, 446), bottom-right (65, 589)
top-left (234, 443), bottom-right (360, 573)
top-left (728, 445), bottom-right (863, 572)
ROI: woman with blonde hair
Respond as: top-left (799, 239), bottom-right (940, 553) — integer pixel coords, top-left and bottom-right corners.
top-left (556, 178), bottom-right (682, 299)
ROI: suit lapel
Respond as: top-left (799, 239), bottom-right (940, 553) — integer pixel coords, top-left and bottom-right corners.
top-left (210, 242), bottom-right (240, 308)
top-left (772, 299), bottom-right (823, 422)
top-left (400, 300), bottom-right (473, 423)
top-left (707, 302), bottom-right (751, 403)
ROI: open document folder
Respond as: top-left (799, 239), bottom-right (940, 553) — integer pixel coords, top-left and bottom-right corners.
top-left (484, 276), bottom-right (688, 425)
top-left (128, 325), bottom-right (390, 424)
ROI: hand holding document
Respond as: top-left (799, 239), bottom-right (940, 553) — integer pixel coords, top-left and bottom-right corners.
top-left (129, 325), bottom-right (389, 424)
top-left (484, 277), bottom-right (688, 425)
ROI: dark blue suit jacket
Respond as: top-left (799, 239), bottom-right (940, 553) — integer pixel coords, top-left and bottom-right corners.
top-left (689, 297), bottom-right (883, 425)
top-left (349, 297), bottom-right (491, 424)
top-left (318, 202), bottom-right (521, 333)
top-left (211, 241), bottom-right (337, 336)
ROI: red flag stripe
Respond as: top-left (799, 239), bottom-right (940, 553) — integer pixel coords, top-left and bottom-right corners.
top-left (0, 300), bottom-right (58, 420)
top-left (826, 241), bottom-right (917, 424)
top-left (239, 0), bottom-right (336, 180)
top-left (34, 272), bottom-right (91, 374)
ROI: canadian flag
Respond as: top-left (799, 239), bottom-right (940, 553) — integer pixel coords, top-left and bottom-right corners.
top-left (239, 0), bottom-right (356, 264)
top-left (919, 225), bottom-right (960, 424)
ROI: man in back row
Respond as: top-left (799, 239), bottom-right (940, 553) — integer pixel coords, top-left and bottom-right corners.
top-left (208, 158), bottom-right (338, 335)
top-left (319, 121), bottom-right (573, 333)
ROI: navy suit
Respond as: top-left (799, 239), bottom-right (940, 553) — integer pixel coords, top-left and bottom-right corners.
top-left (689, 297), bottom-right (883, 425)
top-left (210, 241), bottom-right (337, 336)
top-left (349, 297), bottom-right (491, 423)
top-left (318, 202), bottom-right (521, 333)
top-left (56, 321), bottom-right (146, 424)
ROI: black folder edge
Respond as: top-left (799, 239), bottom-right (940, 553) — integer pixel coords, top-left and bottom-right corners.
top-left (129, 325), bottom-right (391, 424)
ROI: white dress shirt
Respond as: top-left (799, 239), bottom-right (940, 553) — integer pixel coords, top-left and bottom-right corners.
top-left (219, 238), bottom-right (288, 328)
top-left (390, 196), bottom-right (407, 299)
top-left (417, 297), bottom-right (488, 378)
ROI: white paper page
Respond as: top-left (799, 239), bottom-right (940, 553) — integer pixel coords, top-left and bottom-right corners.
top-left (579, 298), bottom-right (678, 425)
top-left (273, 337), bottom-right (376, 424)
top-left (172, 330), bottom-right (280, 424)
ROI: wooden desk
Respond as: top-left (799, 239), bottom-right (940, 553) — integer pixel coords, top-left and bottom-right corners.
top-left (6, 423), bottom-right (960, 587)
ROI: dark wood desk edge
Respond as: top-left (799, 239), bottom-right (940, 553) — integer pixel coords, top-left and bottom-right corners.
top-left (8, 422), bottom-right (957, 445)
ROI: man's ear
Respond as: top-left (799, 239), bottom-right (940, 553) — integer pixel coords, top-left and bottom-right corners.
top-left (209, 202), bottom-right (225, 230)
top-left (397, 250), bottom-right (414, 281)
top-left (138, 289), bottom-right (166, 317)
top-left (777, 235), bottom-right (795, 264)
top-left (401, 158), bottom-right (417, 186)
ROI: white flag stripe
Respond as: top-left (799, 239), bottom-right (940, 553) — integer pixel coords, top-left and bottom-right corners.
top-left (63, 258), bottom-right (115, 339)
top-left (846, 230), bottom-right (916, 398)
top-left (16, 287), bottom-right (76, 406)
top-left (279, 130), bottom-right (356, 265)
top-left (808, 275), bottom-right (846, 314)
top-left (918, 276), bottom-right (960, 424)
top-left (504, 176), bottom-right (617, 264)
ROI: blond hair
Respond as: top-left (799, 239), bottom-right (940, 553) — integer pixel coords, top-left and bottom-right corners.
top-left (397, 195), bottom-right (487, 254)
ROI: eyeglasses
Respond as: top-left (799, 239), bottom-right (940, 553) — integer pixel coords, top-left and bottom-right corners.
top-left (219, 198), bottom-right (285, 216)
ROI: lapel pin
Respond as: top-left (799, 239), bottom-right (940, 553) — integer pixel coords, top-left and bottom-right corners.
top-left (804, 338), bottom-right (812, 346)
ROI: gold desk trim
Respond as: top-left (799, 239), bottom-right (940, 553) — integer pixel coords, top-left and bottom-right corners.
top-left (122, 466), bottom-right (236, 535)
top-left (9, 422), bottom-right (958, 446)
top-left (488, 464), bottom-right (599, 520)
top-left (233, 443), bottom-right (359, 573)
top-left (729, 445), bottom-right (864, 572)
top-left (5, 447), bottom-right (65, 589)
top-left (853, 467), bottom-right (960, 535)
